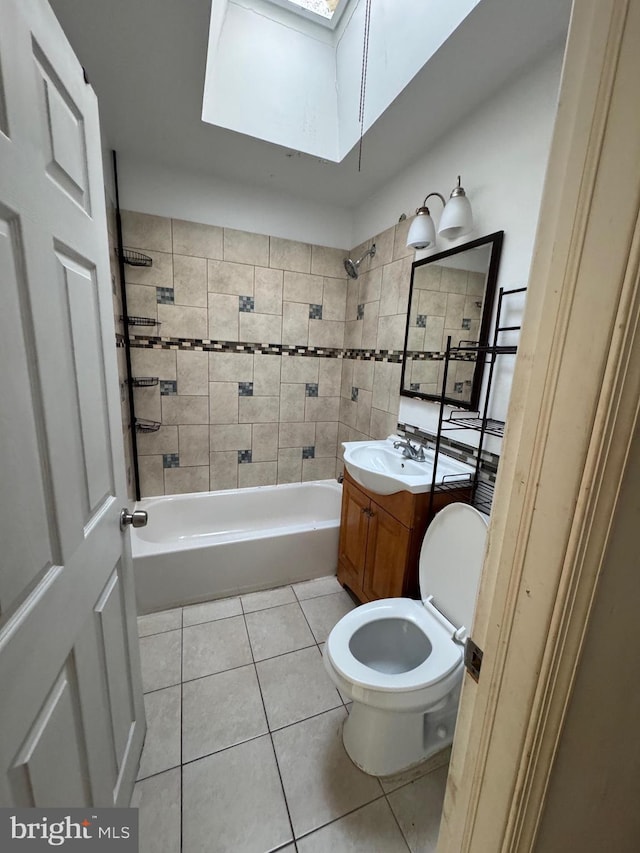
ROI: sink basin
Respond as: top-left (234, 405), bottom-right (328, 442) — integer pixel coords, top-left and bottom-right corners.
top-left (342, 437), bottom-right (473, 496)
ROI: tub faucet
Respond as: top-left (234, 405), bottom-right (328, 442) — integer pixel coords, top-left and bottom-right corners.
top-left (393, 438), bottom-right (426, 462)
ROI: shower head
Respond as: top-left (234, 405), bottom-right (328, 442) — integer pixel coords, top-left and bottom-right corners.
top-left (343, 243), bottom-right (376, 279)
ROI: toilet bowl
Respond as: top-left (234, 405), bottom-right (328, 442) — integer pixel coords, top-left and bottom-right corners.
top-left (324, 502), bottom-right (488, 777)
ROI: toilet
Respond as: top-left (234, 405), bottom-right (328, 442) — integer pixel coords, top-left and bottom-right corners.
top-left (324, 502), bottom-right (488, 777)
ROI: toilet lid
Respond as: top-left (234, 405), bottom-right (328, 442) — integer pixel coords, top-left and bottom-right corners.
top-left (419, 503), bottom-right (488, 632)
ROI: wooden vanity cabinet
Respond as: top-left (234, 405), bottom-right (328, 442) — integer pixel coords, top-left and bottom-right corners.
top-left (337, 470), bottom-right (471, 604)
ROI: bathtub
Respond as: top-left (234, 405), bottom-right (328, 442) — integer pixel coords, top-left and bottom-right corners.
top-left (131, 479), bottom-right (343, 614)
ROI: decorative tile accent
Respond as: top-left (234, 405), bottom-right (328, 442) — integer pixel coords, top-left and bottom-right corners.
top-left (410, 383), bottom-right (420, 392)
top-left (238, 382), bottom-right (254, 397)
top-left (454, 382), bottom-right (464, 393)
top-left (357, 304), bottom-right (365, 320)
top-left (302, 446), bottom-right (315, 459)
top-left (416, 314), bottom-right (427, 328)
top-left (160, 380), bottom-right (178, 396)
top-left (238, 449), bottom-right (252, 464)
top-left (309, 304), bottom-right (323, 320)
top-left (305, 383), bottom-right (319, 397)
top-left (351, 386), bottom-right (359, 402)
top-left (163, 453), bottom-right (180, 469)
top-left (239, 295), bottom-right (255, 313)
top-left (156, 287), bottom-right (175, 304)
top-left (462, 318), bottom-right (471, 330)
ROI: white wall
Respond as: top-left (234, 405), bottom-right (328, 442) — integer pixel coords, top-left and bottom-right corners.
top-left (351, 46), bottom-right (564, 439)
top-left (117, 155), bottom-right (353, 248)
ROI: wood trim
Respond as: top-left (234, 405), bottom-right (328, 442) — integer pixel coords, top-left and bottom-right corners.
top-left (439, 1), bottom-right (640, 850)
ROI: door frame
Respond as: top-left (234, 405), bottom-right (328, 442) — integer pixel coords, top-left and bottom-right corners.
top-left (439, 0), bottom-right (640, 849)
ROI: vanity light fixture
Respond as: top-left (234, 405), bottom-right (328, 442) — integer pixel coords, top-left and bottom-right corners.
top-left (406, 176), bottom-right (473, 249)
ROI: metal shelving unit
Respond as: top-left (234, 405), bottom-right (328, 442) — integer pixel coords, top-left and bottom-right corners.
top-left (429, 286), bottom-right (526, 516)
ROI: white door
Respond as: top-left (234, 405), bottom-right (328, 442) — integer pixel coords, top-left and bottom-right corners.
top-left (0, 0), bottom-right (145, 807)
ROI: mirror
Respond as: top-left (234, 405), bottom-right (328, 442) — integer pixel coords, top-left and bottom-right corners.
top-left (400, 231), bottom-right (503, 409)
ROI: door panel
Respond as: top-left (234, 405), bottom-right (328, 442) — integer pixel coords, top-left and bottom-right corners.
top-left (0, 0), bottom-right (145, 807)
top-left (363, 505), bottom-right (410, 600)
top-left (337, 478), bottom-right (369, 594)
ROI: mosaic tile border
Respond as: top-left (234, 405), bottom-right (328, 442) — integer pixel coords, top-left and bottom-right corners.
top-left (397, 421), bottom-right (500, 475)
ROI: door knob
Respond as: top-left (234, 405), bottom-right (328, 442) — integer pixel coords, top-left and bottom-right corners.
top-left (120, 507), bottom-right (148, 531)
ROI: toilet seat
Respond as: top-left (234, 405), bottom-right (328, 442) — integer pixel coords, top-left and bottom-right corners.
top-left (325, 597), bottom-right (462, 693)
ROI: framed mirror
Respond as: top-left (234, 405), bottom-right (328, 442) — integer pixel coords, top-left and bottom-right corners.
top-left (400, 231), bottom-right (504, 409)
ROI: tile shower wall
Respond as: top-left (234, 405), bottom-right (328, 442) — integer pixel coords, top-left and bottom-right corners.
top-left (121, 212), bottom-right (348, 496)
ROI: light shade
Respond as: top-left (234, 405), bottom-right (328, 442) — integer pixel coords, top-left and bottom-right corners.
top-left (406, 211), bottom-right (436, 250)
top-left (438, 192), bottom-right (473, 240)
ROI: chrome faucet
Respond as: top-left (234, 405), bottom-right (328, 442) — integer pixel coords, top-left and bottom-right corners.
top-left (393, 438), bottom-right (426, 461)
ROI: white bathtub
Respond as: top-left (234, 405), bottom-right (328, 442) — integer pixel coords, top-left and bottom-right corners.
top-left (131, 479), bottom-right (343, 614)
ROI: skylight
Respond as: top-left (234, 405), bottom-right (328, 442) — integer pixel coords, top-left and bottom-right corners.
top-left (265, 0), bottom-right (349, 28)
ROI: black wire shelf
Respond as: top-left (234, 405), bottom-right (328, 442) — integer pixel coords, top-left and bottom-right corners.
top-left (122, 315), bottom-right (159, 327)
top-left (135, 418), bottom-right (161, 434)
top-left (118, 248), bottom-right (152, 267)
top-left (443, 412), bottom-right (506, 437)
top-left (131, 377), bottom-right (159, 388)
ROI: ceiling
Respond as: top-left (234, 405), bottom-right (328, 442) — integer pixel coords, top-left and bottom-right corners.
top-left (49, 0), bottom-right (571, 210)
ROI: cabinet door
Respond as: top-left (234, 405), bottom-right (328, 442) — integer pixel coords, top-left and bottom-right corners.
top-left (363, 504), bottom-right (411, 601)
top-left (337, 479), bottom-right (370, 595)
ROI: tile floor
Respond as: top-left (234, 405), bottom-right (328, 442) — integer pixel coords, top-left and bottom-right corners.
top-left (134, 575), bottom-right (450, 853)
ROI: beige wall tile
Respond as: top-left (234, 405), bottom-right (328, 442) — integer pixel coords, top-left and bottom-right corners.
top-left (393, 218), bottom-right (415, 261)
top-left (424, 315), bottom-right (445, 350)
top-left (467, 271), bottom-right (486, 297)
top-left (282, 302), bottom-right (309, 346)
top-left (174, 255), bottom-right (207, 307)
top-left (134, 386), bottom-right (161, 422)
top-left (209, 382), bottom-right (239, 424)
top-left (445, 293), bottom-right (466, 327)
top-left (379, 259), bottom-right (405, 317)
top-left (210, 424), bottom-right (252, 451)
top-left (139, 455), bottom-right (165, 497)
top-left (441, 267), bottom-right (469, 295)
top-left (372, 361), bottom-right (393, 412)
top-left (177, 351), bottom-right (209, 395)
top-left (254, 267), bottom-right (283, 315)
top-left (178, 425), bottom-right (210, 466)
top-left (162, 395), bottom-right (209, 425)
top-left (126, 284), bottom-right (158, 321)
top-left (238, 461), bottom-right (277, 488)
top-left (322, 279), bottom-right (347, 321)
top-left (356, 389), bottom-right (373, 434)
top-left (302, 457), bottom-right (336, 482)
top-left (164, 466), bottom-right (209, 495)
top-left (318, 359), bottom-right (342, 397)
top-left (252, 424), bottom-right (278, 462)
top-left (340, 360), bottom-right (354, 398)
top-left (311, 245), bottom-right (346, 278)
top-left (279, 422), bottom-right (315, 448)
top-left (209, 352), bottom-right (253, 382)
top-left (253, 353), bottom-right (281, 396)
top-left (358, 267), bottom-right (382, 305)
top-left (157, 304), bottom-right (208, 340)
top-left (210, 451), bottom-right (238, 491)
top-left (408, 326), bottom-right (425, 351)
top-left (121, 211), bottom-right (172, 253)
top-left (269, 237), bottom-right (311, 273)
top-left (283, 271), bottom-right (323, 304)
top-left (369, 226), bottom-right (395, 269)
top-left (315, 422), bottom-right (338, 457)
top-left (277, 449), bottom-right (302, 484)
top-left (223, 228), bottom-right (269, 267)
top-left (208, 259), bottom-right (254, 295)
top-left (377, 315), bottom-right (407, 351)
top-left (137, 425), bottom-right (178, 456)
top-left (239, 312), bottom-right (282, 344)
top-left (308, 319), bottom-right (343, 349)
top-left (346, 279), bottom-right (359, 321)
top-left (279, 384), bottom-right (305, 423)
top-left (131, 347), bottom-right (177, 380)
top-left (353, 360), bottom-right (374, 392)
top-left (281, 356), bottom-right (319, 384)
top-left (125, 250), bottom-right (173, 288)
top-left (172, 219), bottom-right (223, 259)
top-left (339, 397), bottom-right (358, 429)
top-left (419, 290), bottom-right (448, 316)
top-left (208, 294), bottom-right (239, 341)
top-left (305, 396), bottom-right (339, 422)
top-left (370, 408), bottom-right (398, 440)
top-left (344, 319), bottom-right (362, 349)
top-left (239, 396), bottom-right (279, 423)
top-left (361, 301), bottom-right (379, 349)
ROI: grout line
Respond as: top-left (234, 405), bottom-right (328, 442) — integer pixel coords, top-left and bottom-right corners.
top-left (293, 792), bottom-right (388, 843)
top-left (384, 791), bottom-right (413, 852)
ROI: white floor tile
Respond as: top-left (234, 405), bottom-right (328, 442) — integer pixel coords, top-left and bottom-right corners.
top-left (245, 602), bottom-right (315, 661)
top-left (271, 707), bottom-right (383, 838)
top-left (182, 596), bottom-right (242, 627)
top-left (386, 764), bottom-right (448, 853)
top-left (292, 575), bottom-right (343, 600)
top-left (137, 685), bottom-right (181, 780)
top-left (182, 615), bottom-right (252, 681)
top-left (379, 747), bottom-right (451, 793)
top-left (137, 608), bottom-right (182, 638)
top-left (241, 585), bottom-right (296, 613)
top-left (256, 646), bottom-right (342, 731)
top-left (182, 664), bottom-right (267, 763)
top-left (299, 591), bottom-right (356, 643)
top-left (139, 629), bottom-right (182, 693)
top-left (296, 798), bottom-right (408, 852)
top-left (135, 767), bottom-right (181, 853)
top-left (182, 735), bottom-right (292, 853)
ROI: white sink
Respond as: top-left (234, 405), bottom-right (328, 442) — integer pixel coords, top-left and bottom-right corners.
top-left (342, 436), bottom-right (473, 496)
